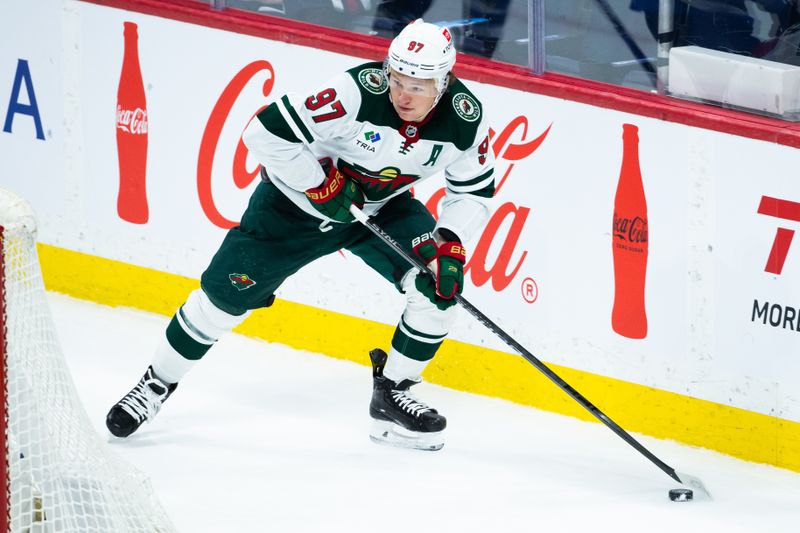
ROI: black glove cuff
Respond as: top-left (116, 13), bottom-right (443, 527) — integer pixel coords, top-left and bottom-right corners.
top-left (436, 228), bottom-right (460, 243)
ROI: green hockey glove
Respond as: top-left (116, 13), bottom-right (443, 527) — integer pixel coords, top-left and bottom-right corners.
top-left (304, 158), bottom-right (364, 223)
top-left (413, 236), bottom-right (466, 311)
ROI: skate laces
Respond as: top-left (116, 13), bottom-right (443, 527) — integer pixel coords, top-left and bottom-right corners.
top-left (119, 372), bottom-right (170, 423)
top-left (390, 389), bottom-right (432, 417)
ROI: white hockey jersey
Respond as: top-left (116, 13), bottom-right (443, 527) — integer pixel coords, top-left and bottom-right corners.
top-left (242, 61), bottom-right (495, 242)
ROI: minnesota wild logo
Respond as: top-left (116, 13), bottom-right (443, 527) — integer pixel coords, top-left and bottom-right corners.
top-left (358, 68), bottom-right (388, 95)
top-left (229, 273), bottom-right (257, 291)
top-left (452, 93), bottom-right (480, 122)
top-left (340, 161), bottom-right (421, 200)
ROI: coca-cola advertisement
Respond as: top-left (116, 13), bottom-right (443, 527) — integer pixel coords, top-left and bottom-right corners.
top-left (5, 0), bottom-right (800, 429)
top-left (116, 21), bottom-right (149, 224)
top-left (611, 124), bottom-right (648, 339)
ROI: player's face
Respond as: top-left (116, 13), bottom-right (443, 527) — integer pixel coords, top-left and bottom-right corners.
top-left (388, 70), bottom-right (438, 122)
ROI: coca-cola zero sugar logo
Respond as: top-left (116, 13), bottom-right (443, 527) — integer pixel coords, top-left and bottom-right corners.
top-left (196, 62), bottom-right (548, 296)
top-left (613, 215), bottom-right (648, 247)
top-left (611, 124), bottom-right (648, 339)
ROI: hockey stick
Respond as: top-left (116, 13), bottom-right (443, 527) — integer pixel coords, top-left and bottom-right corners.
top-left (349, 205), bottom-right (710, 498)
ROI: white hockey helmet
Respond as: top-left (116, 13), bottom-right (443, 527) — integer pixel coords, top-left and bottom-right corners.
top-left (386, 19), bottom-right (457, 98)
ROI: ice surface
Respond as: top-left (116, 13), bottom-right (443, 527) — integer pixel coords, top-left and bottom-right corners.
top-left (51, 293), bottom-right (800, 533)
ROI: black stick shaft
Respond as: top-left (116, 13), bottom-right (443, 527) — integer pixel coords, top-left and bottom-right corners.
top-left (351, 207), bottom-right (681, 484)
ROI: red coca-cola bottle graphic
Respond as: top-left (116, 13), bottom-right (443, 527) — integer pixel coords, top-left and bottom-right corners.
top-left (612, 123), bottom-right (648, 339)
top-left (116, 21), bottom-right (149, 224)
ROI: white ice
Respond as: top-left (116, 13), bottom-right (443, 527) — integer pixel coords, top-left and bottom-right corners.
top-left (51, 293), bottom-right (800, 533)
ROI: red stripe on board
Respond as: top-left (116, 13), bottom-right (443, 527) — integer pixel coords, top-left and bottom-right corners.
top-left (80, 0), bottom-right (800, 148)
top-left (758, 196), bottom-right (800, 223)
top-left (765, 227), bottom-right (795, 275)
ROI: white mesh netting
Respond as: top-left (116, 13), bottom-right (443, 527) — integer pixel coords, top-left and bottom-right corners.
top-left (1, 188), bottom-right (177, 532)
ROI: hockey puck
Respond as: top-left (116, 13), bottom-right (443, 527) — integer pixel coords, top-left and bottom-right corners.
top-left (668, 488), bottom-right (693, 502)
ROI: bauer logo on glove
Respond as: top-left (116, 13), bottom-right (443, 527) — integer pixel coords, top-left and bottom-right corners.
top-left (412, 233), bottom-right (466, 310)
top-left (305, 171), bottom-right (344, 202)
top-left (304, 158), bottom-right (364, 223)
top-left (446, 244), bottom-right (466, 259)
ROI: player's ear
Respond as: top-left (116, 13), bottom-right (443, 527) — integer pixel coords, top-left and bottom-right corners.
top-left (445, 73), bottom-right (455, 91)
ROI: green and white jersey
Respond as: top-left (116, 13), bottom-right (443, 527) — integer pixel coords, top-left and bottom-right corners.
top-left (242, 61), bottom-right (495, 242)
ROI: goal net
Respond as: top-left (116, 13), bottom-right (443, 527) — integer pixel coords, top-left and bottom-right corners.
top-left (0, 187), bottom-right (177, 532)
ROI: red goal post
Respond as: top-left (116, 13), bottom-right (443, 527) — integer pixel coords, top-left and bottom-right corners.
top-left (0, 187), bottom-right (176, 533)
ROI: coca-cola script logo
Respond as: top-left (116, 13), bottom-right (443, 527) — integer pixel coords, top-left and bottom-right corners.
top-left (116, 105), bottom-right (148, 134)
top-left (423, 118), bottom-right (551, 291)
top-left (197, 60), bottom-right (275, 227)
top-left (613, 215), bottom-right (648, 246)
top-left (195, 61), bottom-right (549, 292)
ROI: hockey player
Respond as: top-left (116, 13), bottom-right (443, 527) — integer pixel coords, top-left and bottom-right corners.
top-left (106, 19), bottom-right (495, 451)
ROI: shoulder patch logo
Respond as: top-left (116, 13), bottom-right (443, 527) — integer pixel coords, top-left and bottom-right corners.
top-left (358, 68), bottom-right (388, 95)
top-left (452, 93), bottom-right (481, 122)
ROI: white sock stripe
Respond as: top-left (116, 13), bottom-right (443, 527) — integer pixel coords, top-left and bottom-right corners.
top-left (177, 289), bottom-right (250, 343)
top-left (400, 315), bottom-right (448, 341)
top-left (398, 320), bottom-right (447, 344)
top-left (175, 307), bottom-right (216, 345)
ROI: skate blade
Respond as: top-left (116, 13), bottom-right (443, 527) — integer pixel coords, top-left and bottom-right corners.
top-left (369, 419), bottom-right (444, 451)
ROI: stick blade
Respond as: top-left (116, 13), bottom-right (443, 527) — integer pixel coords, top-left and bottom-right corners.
top-left (675, 471), bottom-right (712, 500)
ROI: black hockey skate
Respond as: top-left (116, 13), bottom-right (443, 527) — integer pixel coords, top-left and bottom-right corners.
top-left (369, 348), bottom-right (446, 451)
top-left (106, 366), bottom-right (177, 438)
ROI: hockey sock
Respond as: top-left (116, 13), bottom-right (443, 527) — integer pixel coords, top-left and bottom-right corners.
top-left (382, 347), bottom-right (430, 383)
top-left (151, 340), bottom-right (196, 385)
top-left (152, 289), bottom-right (249, 383)
top-left (386, 269), bottom-right (458, 377)
top-left (390, 315), bottom-right (445, 362)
